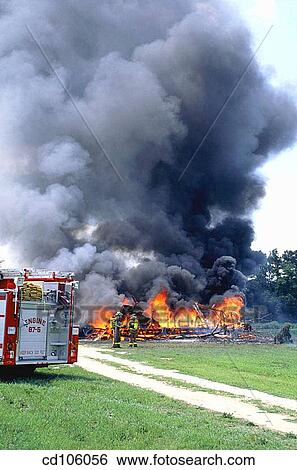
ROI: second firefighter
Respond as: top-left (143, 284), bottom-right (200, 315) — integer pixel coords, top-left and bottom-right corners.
top-left (128, 314), bottom-right (139, 347)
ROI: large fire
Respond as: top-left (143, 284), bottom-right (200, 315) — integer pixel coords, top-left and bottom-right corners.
top-left (87, 288), bottom-right (245, 340)
top-left (145, 288), bottom-right (244, 330)
top-left (145, 288), bottom-right (206, 329)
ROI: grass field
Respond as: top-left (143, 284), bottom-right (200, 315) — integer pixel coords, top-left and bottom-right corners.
top-left (1, 341), bottom-right (296, 450)
top-left (0, 364), bottom-right (297, 450)
top-left (113, 342), bottom-right (297, 400)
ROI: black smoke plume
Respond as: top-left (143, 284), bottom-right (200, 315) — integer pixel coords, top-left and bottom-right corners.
top-left (0, 0), bottom-right (296, 310)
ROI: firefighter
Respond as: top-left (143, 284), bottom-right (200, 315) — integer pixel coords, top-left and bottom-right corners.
top-left (128, 313), bottom-right (139, 347)
top-left (222, 324), bottom-right (228, 335)
top-left (110, 311), bottom-right (123, 348)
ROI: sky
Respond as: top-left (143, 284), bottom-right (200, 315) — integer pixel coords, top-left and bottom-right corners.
top-left (232, 0), bottom-right (297, 253)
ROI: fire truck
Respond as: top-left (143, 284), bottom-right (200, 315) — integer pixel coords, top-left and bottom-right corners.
top-left (0, 268), bottom-right (79, 376)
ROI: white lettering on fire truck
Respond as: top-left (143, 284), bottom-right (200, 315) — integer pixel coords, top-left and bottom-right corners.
top-left (23, 317), bottom-right (46, 326)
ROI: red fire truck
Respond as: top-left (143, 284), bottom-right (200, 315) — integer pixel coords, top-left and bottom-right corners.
top-left (0, 268), bottom-right (79, 376)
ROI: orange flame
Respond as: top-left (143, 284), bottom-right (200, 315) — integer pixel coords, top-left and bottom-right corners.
top-left (210, 295), bottom-right (244, 327)
top-left (90, 308), bottom-right (114, 330)
top-left (145, 288), bottom-right (206, 329)
top-left (144, 289), bottom-right (244, 329)
top-left (145, 289), bottom-right (171, 325)
top-left (88, 289), bottom-right (244, 339)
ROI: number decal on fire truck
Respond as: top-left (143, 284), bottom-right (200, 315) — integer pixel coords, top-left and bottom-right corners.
top-left (28, 326), bottom-right (42, 333)
top-left (23, 317), bottom-right (46, 334)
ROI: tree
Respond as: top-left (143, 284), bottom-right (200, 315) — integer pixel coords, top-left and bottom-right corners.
top-left (246, 249), bottom-right (297, 321)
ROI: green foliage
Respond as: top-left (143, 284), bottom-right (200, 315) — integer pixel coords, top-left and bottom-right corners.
top-left (247, 249), bottom-right (297, 318)
top-left (255, 321), bottom-right (297, 331)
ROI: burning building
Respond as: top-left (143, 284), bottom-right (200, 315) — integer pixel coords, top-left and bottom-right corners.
top-left (82, 278), bottom-right (246, 341)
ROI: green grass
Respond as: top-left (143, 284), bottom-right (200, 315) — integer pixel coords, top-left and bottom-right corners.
top-left (103, 341), bottom-right (297, 399)
top-left (0, 365), bottom-right (297, 450)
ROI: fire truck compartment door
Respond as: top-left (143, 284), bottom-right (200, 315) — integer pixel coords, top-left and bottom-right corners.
top-left (46, 307), bottom-right (70, 361)
top-left (0, 293), bottom-right (7, 361)
top-left (17, 303), bottom-right (49, 360)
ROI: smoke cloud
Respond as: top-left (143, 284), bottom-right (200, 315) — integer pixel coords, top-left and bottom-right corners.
top-left (0, 0), bottom-right (296, 307)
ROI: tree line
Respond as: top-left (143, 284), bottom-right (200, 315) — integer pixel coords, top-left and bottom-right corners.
top-left (246, 249), bottom-right (297, 321)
